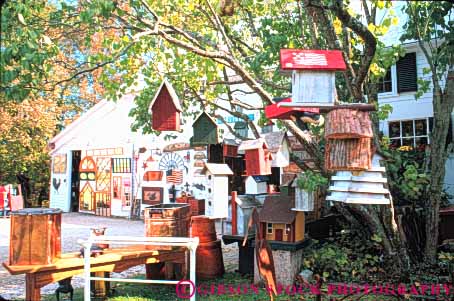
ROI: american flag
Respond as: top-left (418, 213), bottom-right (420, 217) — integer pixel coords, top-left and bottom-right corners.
top-left (291, 52), bottom-right (327, 66)
top-left (166, 169), bottom-right (183, 184)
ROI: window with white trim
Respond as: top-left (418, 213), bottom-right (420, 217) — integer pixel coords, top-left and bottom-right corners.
top-left (267, 223), bottom-right (273, 234)
top-left (388, 118), bottom-right (433, 148)
top-left (377, 52), bottom-right (417, 95)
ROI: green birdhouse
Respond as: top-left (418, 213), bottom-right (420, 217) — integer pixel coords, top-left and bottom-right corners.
top-left (191, 112), bottom-right (222, 146)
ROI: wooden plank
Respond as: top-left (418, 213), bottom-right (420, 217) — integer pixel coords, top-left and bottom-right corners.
top-left (326, 196), bottom-right (391, 205)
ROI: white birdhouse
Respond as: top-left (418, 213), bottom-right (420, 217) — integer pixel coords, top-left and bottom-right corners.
top-left (245, 176), bottom-right (268, 195)
top-left (201, 163), bottom-right (233, 218)
top-left (326, 154), bottom-right (391, 205)
top-left (279, 49), bottom-right (346, 107)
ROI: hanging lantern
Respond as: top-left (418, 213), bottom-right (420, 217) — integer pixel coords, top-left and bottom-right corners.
top-left (327, 154), bottom-right (391, 205)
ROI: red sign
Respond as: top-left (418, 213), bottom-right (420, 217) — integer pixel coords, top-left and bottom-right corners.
top-left (280, 49), bottom-right (346, 71)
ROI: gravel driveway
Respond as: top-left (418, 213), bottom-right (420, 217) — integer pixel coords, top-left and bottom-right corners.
top-left (0, 213), bottom-right (238, 300)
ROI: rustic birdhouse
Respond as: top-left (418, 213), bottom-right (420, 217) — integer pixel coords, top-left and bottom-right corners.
top-left (291, 175), bottom-right (315, 212)
top-left (238, 138), bottom-right (272, 176)
top-left (325, 109), bottom-right (373, 139)
top-left (245, 176), bottom-right (269, 195)
top-left (279, 49), bottom-right (346, 107)
top-left (259, 195), bottom-right (305, 243)
top-left (223, 139), bottom-right (240, 157)
top-left (263, 132), bottom-right (291, 168)
top-left (191, 112), bottom-right (222, 146)
top-left (327, 154), bottom-right (391, 205)
top-left (201, 163), bottom-right (233, 218)
top-left (325, 138), bottom-right (372, 171)
top-left (148, 79), bottom-right (182, 131)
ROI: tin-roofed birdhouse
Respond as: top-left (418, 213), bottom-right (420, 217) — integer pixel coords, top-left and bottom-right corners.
top-left (149, 79), bottom-right (182, 131)
top-left (238, 138), bottom-right (272, 176)
top-left (327, 154), bottom-right (391, 205)
top-left (191, 112), bottom-right (222, 146)
top-left (279, 49), bottom-right (346, 107)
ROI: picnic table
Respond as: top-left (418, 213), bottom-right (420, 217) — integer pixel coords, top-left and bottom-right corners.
top-left (2, 246), bottom-right (187, 301)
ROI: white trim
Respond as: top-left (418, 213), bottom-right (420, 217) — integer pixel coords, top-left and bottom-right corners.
top-left (148, 79), bottom-right (182, 112)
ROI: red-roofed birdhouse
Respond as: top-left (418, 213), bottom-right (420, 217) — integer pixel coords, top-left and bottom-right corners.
top-left (149, 79), bottom-right (182, 131)
top-left (279, 49), bottom-right (346, 108)
top-left (265, 98), bottom-right (320, 120)
top-left (238, 138), bottom-right (272, 176)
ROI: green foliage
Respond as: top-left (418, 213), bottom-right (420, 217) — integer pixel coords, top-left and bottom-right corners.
top-left (381, 144), bottom-right (429, 204)
top-left (296, 170), bottom-right (328, 192)
top-left (377, 104), bottom-right (393, 121)
top-left (302, 232), bottom-right (387, 283)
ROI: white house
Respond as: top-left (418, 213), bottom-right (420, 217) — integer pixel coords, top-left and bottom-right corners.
top-left (377, 41), bottom-right (454, 201)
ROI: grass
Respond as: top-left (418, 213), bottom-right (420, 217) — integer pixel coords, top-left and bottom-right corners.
top-left (41, 272), bottom-right (400, 301)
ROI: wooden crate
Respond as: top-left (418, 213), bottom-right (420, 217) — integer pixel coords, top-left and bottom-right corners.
top-left (9, 208), bottom-right (61, 265)
top-left (144, 204), bottom-right (190, 238)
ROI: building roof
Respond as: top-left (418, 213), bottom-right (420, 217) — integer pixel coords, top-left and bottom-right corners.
top-left (194, 111), bottom-right (217, 126)
top-left (234, 195), bottom-right (263, 209)
top-left (223, 138), bottom-right (240, 146)
top-left (148, 79), bottom-right (182, 112)
top-left (259, 195), bottom-right (296, 224)
top-left (238, 138), bottom-right (268, 153)
top-left (200, 163), bottom-right (233, 176)
top-left (280, 49), bottom-right (346, 71)
top-left (247, 175), bottom-right (269, 183)
top-left (263, 131), bottom-right (289, 153)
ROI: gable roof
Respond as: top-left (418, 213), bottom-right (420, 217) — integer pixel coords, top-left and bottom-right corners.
top-left (263, 131), bottom-right (289, 153)
top-left (200, 163), bottom-right (233, 176)
top-left (259, 195), bottom-right (296, 223)
top-left (234, 195), bottom-right (263, 209)
top-left (238, 138), bottom-right (268, 153)
top-left (194, 111), bottom-right (217, 126)
top-left (148, 79), bottom-right (182, 112)
top-left (247, 175), bottom-right (269, 183)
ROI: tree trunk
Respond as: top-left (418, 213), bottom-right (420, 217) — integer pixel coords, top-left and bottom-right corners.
top-left (425, 71), bottom-right (454, 263)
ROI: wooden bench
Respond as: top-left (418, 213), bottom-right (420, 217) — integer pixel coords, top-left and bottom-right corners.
top-left (2, 246), bottom-right (187, 301)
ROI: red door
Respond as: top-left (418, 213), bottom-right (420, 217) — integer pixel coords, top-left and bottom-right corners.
top-left (275, 229), bottom-right (283, 241)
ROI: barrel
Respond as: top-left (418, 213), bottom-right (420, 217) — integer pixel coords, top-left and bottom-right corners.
top-left (9, 208), bottom-right (62, 265)
top-left (190, 215), bottom-right (217, 243)
top-left (144, 204), bottom-right (190, 250)
top-left (196, 240), bottom-right (225, 280)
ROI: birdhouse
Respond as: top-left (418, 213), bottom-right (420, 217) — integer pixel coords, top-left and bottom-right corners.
top-left (327, 154), bottom-right (391, 205)
top-left (223, 139), bottom-right (240, 157)
top-left (229, 194), bottom-right (263, 236)
top-left (149, 79), bottom-right (182, 131)
top-left (259, 195), bottom-right (305, 243)
top-left (191, 112), bottom-right (222, 146)
top-left (238, 138), bottom-right (272, 176)
top-left (263, 132), bottom-right (291, 168)
top-left (291, 175), bottom-right (315, 212)
top-left (201, 163), bottom-right (233, 218)
top-left (279, 49), bottom-right (346, 107)
top-left (325, 138), bottom-right (372, 171)
top-left (325, 109), bottom-right (373, 139)
top-left (245, 176), bottom-right (269, 195)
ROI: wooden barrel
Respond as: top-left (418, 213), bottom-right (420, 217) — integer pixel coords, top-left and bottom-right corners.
top-left (196, 240), bottom-right (225, 280)
top-left (144, 204), bottom-right (191, 238)
top-left (9, 208), bottom-right (62, 265)
top-left (190, 215), bottom-right (217, 243)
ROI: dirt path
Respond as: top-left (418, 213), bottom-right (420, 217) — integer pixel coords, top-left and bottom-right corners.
top-left (0, 213), bottom-right (237, 300)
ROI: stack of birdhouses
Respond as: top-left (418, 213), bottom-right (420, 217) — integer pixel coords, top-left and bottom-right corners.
top-left (325, 109), bottom-right (391, 205)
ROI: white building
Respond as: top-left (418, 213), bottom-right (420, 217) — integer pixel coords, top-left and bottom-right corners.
top-left (377, 41), bottom-right (454, 201)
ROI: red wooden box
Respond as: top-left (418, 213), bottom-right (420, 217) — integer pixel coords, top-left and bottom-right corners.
top-left (176, 196), bottom-right (205, 216)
